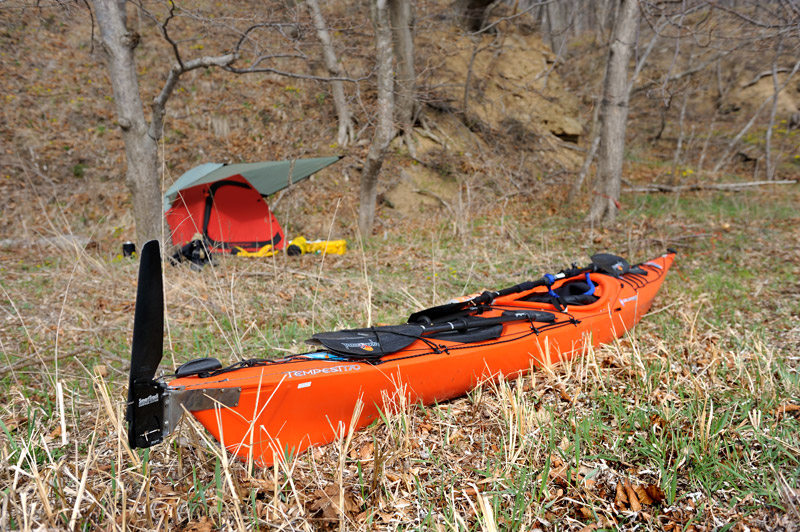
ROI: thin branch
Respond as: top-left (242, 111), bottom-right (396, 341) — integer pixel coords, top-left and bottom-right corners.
top-left (0, 347), bottom-right (93, 375)
top-left (222, 64), bottom-right (366, 83)
top-left (155, 53), bottom-right (236, 111)
top-left (626, 14), bottom-right (665, 95)
top-left (248, 53), bottom-right (308, 69)
top-left (149, 52), bottom-right (236, 139)
top-left (783, 0), bottom-right (800, 16)
top-left (712, 55), bottom-right (800, 173)
top-left (233, 21), bottom-right (305, 54)
top-left (765, 37), bottom-right (784, 180)
top-left (706, 1), bottom-right (795, 29)
top-left (741, 67), bottom-right (791, 89)
top-left (632, 51), bottom-right (726, 95)
top-left (463, 34), bottom-right (499, 114)
top-left (160, 0), bottom-right (184, 70)
top-left (80, 0), bottom-right (95, 53)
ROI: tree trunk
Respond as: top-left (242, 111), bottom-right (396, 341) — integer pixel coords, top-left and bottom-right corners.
top-left (669, 88), bottom-right (690, 184)
top-left (358, 0), bottom-right (395, 237)
top-left (307, 0), bottom-right (354, 147)
top-left (389, 0), bottom-right (416, 153)
top-left (545, 0), bottom-right (567, 57)
top-left (765, 38), bottom-right (782, 181)
top-left (93, 0), bottom-right (162, 246)
top-left (569, 100), bottom-right (602, 203)
top-left (588, 0), bottom-right (638, 226)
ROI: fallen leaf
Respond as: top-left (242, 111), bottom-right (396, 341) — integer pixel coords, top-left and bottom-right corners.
top-left (633, 484), bottom-right (654, 505)
top-left (615, 481), bottom-right (628, 507)
top-left (649, 413), bottom-right (667, 428)
top-left (533, 407), bottom-right (551, 425)
top-left (550, 453), bottom-right (564, 468)
top-left (549, 465), bottom-right (569, 487)
top-left (625, 479), bottom-right (642, 512)
top-left (184, 517), bottom-right (214, 532)
top-left (557, 383), bottom-right (573, 402)
top-left (312, 447), bottom-right (327, 460)
top-left (774, 403), bottom-right (800, 419)
top-left (309, 485), bottom-right (359, 520)
top-left (152, 482), bottom-right (176, 496)
top-left (358, 442), bottom-right (374, 460)
top-left (645, 484), bottom-right (666, 504)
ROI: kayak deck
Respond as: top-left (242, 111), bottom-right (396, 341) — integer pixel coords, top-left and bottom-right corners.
top-left (167, 252), bottom-right (674, 466)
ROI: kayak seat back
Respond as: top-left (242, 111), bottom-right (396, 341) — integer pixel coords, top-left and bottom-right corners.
top-left (522, 279), bottom-right (600, 306)
top-left (427, 324), bottom-right (503, 344)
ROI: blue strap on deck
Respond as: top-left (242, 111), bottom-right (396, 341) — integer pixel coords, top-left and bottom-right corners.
top-left (543, 273), bottom-right (559, 299)
top-left (582, 273), bottom-right (596, 296)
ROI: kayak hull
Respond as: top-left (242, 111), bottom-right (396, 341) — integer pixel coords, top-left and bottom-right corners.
top-left (170, 252), bottom-right (674, 466)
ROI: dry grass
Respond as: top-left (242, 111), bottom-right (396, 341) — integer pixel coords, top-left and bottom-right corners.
top-left (2, 185), bottom-right (800, 531)
top-left (2, 4), bottom-right (800, 530)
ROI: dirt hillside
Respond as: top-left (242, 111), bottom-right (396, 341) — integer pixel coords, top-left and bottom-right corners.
top-left (0, 5), bottom-right (593, 250)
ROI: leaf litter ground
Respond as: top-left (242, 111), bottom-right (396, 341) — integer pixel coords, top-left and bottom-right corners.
top-left (1, 187), bottom-right (800, 531)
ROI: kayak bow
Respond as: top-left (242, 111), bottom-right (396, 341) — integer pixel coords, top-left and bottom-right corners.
top-left (126, 244), bottom-right (675, 466)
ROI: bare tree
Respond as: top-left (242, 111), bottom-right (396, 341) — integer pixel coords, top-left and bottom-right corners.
top-left (588, 0), bottom-right (639, 225)
top-left (389, 0), bottom-right (416, 153)
top-left (711, 55), bottom-right (800, 175)
top-left (545, 0), bottom-right (571, 60)
top-left (568, 101), bottom-right (602, 203)
top-left (92, 0), bottom-right (236, 245)
top-left (91, 1), bottom-right (365, 246)
top-left (570, 6), bottom-right (675, 202)
top-left (307, 0), bottom-right (354, 147)
top-left (358, 0), bottom-right (395, 236)
top-left (765, 37), bottom-right (783, 181)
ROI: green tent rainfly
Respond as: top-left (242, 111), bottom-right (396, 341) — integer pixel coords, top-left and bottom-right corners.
top-left (163, 156), bottom-right (343, 213)
top-left (164, 156), bottom-right (343, 254)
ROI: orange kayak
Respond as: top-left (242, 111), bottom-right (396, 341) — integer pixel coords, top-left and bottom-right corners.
top-left (126, 243), bottom-right (674, 466)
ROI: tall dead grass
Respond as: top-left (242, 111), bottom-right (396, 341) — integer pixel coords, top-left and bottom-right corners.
top-left (2, 190), bottom-right (800, 531)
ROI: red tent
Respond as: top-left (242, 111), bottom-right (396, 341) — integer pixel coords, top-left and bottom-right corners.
top-left (164, 157), bottom-right (342, 254)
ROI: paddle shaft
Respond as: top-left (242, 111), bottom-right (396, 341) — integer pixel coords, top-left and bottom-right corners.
top-left (418, 310), bottom-right (554, 336)
top-left (470, 265), bottom-right (593, 306)
top-left (408, 254), bottom-right (628, 325)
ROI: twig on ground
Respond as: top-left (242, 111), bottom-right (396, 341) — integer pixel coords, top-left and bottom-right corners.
top-left (0, 346), bottom-right (123, 375)
top-left (241, 268), bottom-right (338, 284)
top-left (0, 235), bottom-right (96, 251)
top-left (624, 180), bottom-right (797, 193)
